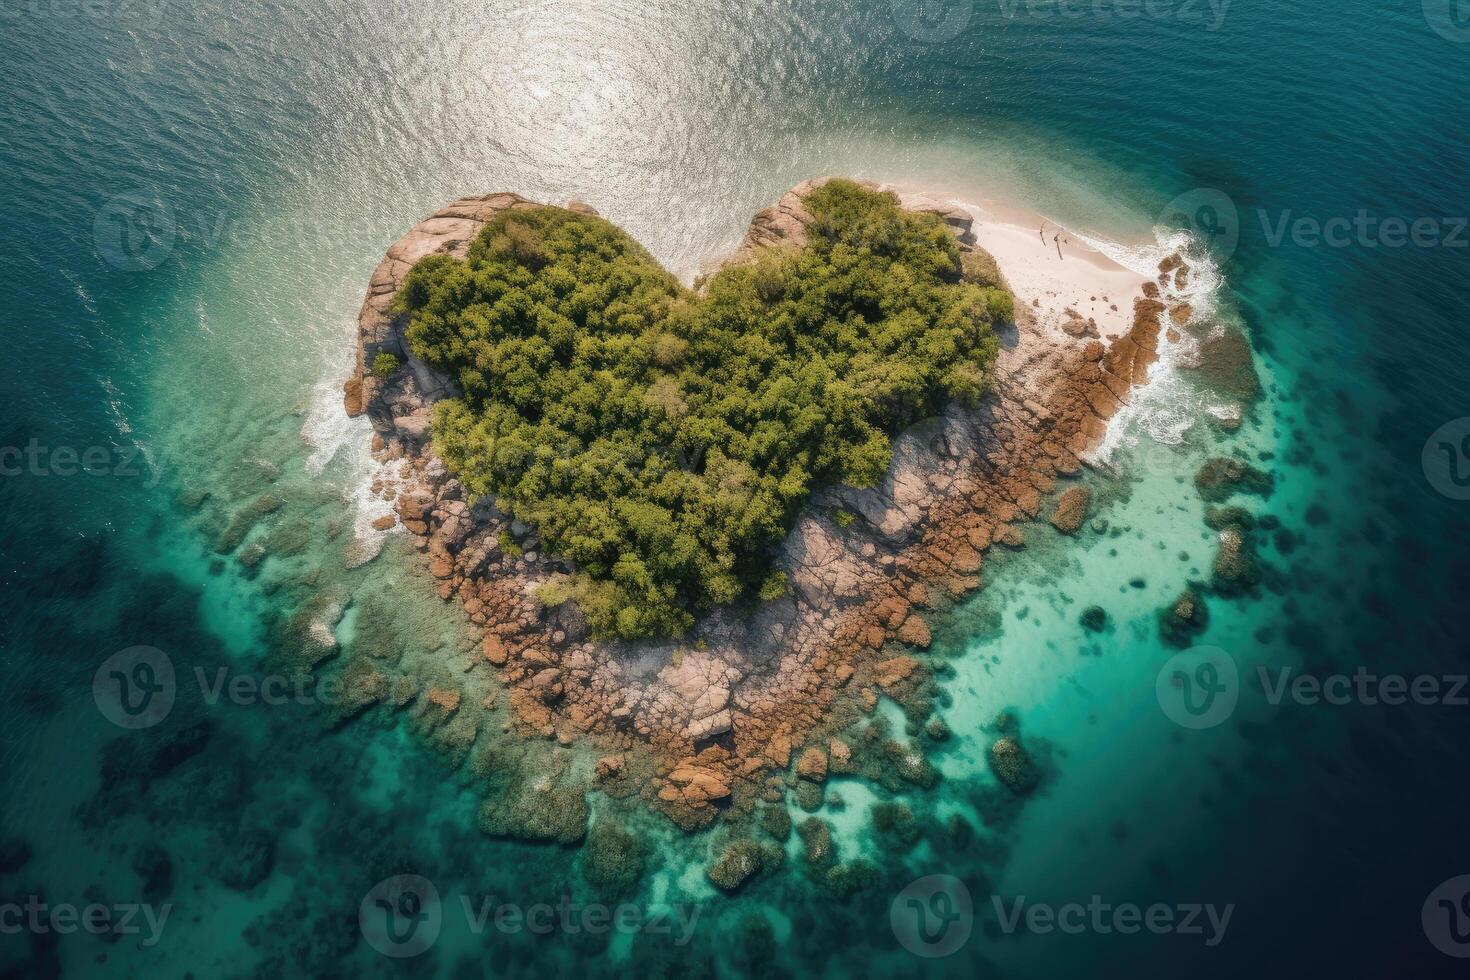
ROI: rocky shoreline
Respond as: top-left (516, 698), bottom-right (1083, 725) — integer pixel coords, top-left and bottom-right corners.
top-left (342, 178), bottom-right (1191, 831)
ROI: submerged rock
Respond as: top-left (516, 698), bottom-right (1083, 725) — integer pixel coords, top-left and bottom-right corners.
top-left (824, 859), bottom-right (880, 897)
top-left (480, 782), bottom-right (589, 845)
top-left (797, 817), bottom-right (835, 867)
top-left (758, 803), bottom-right (792, 841)
top-left (1204, 506), bottom-right (1256, 531)
top-left (1080, 605), bottom-right (1108, 632)
top-left (1049, 485), bottom-right (1092, 535)
top-left (329, 659), bottom-right (390, 723)
top-left (581, 820), bottom-right (645, 893)
top-left (212, 828), bottom-right (274, 891)
top-left (882, 740), bottom-right (939, 789)
top-left (988, 735), bottom-right (1039, 795)
top-left (1194, 457), bottom-right (1274, 503)
top-left (794, 780), bottom-right (825, 813)
top-left (0, 838), bottom-right (33, 875)
top-left (1160, 589), bottom-right (1210, 648)
top-left (1211, 528), bottom-right (1262, 595)
top-left (99, 720), bottom-right (214, 789)
top-left (276, 587), bottom-right (349, 672)
top-left (131, 843), bottom-right (174, 903)
top-left (795, 747), bottom-right (828, 782)
top-left (658, 764), bottom-right (732, 830)
top-left (214, 494), bottom-right (284, 554)
top-left (707, 838), bottom-right (765, 892)
top-left (872, 801), bottom-right (921, 847)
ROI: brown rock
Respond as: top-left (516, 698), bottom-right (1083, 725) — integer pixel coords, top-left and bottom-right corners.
top-left (482, 635), bottom-right (508, 665)
top-left (874, 657), bottom-right (919, 691)
top-left (667, 765), bottom-right (731, 803)
top-left (896, 614), bottom-right (932, 649)
top-left (796, 747), bottom-right (829, 782)
top-left (531, 668), bottom-right (564, 703)
top-left (427, 687), bottom-right (461, 715)
top-left (1049, 485), bottom-right (1092, 535)
top-left (343, 377), bottom-right (365, 417)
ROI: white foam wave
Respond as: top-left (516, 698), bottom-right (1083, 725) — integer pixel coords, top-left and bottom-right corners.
top-left (1074, 224), bottom-right (1230, 468)
top-left (299, 373), bottom-right (399, 544)
top-left (944, 195), bottom-right (1226, 468)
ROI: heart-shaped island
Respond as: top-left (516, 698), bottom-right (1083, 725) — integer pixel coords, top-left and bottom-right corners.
top-left (344, 178), bottom-right (1179, 841)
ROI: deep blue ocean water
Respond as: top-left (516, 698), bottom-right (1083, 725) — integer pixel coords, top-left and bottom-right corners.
top-left (2, 1), bottom-right (1468, 977)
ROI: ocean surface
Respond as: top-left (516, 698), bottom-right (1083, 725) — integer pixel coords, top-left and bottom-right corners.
top-left (2, 1), bottom-right (1468, 977)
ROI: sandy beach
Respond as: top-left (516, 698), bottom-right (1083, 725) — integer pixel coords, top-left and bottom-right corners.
top-left (885, 182), bottom-right (1152, 343)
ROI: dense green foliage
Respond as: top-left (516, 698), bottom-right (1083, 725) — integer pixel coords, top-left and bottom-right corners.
top-left (398, 180), bottom-right (1009, 638)
top-left (372, 352), bottom-right (401, 379)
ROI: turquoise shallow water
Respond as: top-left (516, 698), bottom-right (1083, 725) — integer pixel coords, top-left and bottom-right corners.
top-left (2, 1), bottom-right (1468, 977)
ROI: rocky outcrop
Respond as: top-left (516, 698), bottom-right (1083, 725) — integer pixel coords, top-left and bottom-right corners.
top-left (1160, 589), bottom-right (1210, 648)
top-left (987, 735), bottom-right (1039, 795)
top-left (707, 838), bottom-right (767, 892)
top-left (1194, 457), bottom-right (1274, 503)
top-left (344, 178), bottom-right (1176, 831)
top-left (1049, 485), bottom-right (1092, 535)
top-left (581, 820), bottom-right (645, 893)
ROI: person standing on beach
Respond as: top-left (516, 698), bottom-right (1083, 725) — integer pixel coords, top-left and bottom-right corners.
top-left (1053, 233), bottom-right (1063, 260)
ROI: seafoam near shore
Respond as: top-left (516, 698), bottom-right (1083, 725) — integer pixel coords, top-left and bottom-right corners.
top-left (930, 188), bottom-right (1232, 465)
